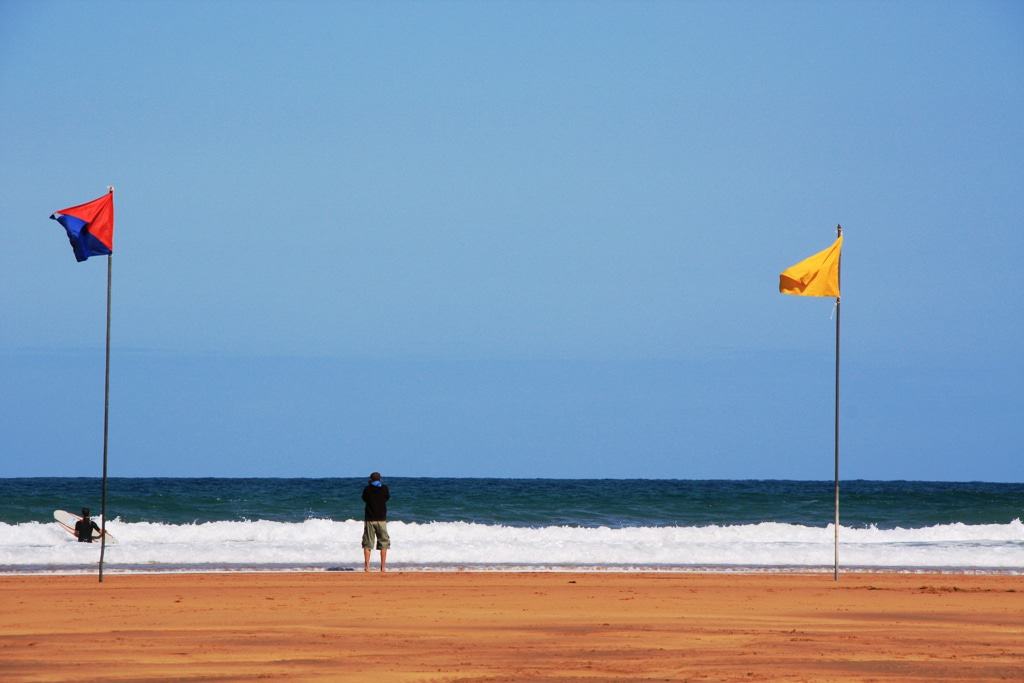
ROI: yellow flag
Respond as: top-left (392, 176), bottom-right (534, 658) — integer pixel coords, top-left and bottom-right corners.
top-left (779, 235), bottom-right (842, 297)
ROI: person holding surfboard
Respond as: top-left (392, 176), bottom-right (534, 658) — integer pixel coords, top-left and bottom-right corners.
top-left (75, 508), bottom-right (101, 543)
top-left (53, 509), bottom-right (116, 544)
top-left (361, 472), bottom-right (390, 572)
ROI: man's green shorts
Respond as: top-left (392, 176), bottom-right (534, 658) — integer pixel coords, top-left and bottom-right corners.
top-left (362, 520), bottom-right (390, 550)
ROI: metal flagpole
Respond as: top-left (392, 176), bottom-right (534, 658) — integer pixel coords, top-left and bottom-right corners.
top-left (98, 186), bottom-right (114, 583)
top-left (98, 252), bottom-right (112, 582)
top-left (833, 224), bottom-right (842, 581)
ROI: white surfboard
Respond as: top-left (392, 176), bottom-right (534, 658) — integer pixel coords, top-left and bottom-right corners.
top-left (54, 510), bottom-right (117, 544)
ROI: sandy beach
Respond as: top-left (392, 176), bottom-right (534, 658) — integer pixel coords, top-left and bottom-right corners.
top-left (1, 571), bottom-right (1021, 682)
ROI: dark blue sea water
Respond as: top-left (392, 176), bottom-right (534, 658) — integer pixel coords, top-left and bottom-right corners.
top-left (2, 479), bottom-right (1022, 572)
top-left (1, 477), bottom-right (1020, 528)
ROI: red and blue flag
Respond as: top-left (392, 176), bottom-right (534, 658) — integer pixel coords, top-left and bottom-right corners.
top-left (50, 190), bottom-right (114, 262)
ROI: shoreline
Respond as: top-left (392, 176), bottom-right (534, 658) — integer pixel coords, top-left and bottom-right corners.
top-left (2, 571), bottom-right (1021, 681)
top-left (3, 563), bottom-right (1023, 577)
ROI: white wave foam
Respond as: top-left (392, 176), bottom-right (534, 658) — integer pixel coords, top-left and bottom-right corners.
top-left (1, 518), bottom-right (1021, 570)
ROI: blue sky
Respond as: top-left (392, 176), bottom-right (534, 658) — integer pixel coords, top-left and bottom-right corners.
top-left (2, 0), bottom-right (1021, 480)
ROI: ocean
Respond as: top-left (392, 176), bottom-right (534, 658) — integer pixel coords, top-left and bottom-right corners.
top-left (1, 478), bottom-right (1021, 574)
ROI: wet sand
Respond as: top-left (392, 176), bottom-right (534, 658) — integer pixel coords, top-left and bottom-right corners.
top-left (1, 571), bottom-right (1021, 681)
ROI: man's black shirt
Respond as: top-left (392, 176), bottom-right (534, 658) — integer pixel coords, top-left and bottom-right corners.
top-left (75, 518), bottom-right (100, 543)
top-left (362, 484), bottom-right (390, 521)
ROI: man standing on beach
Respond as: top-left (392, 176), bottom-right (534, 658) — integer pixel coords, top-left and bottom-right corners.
top-left (361, 472), bottom-right (390, 572)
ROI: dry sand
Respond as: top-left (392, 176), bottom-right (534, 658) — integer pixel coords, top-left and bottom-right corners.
top-left (1, 571), bottom-right (1022, 682)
